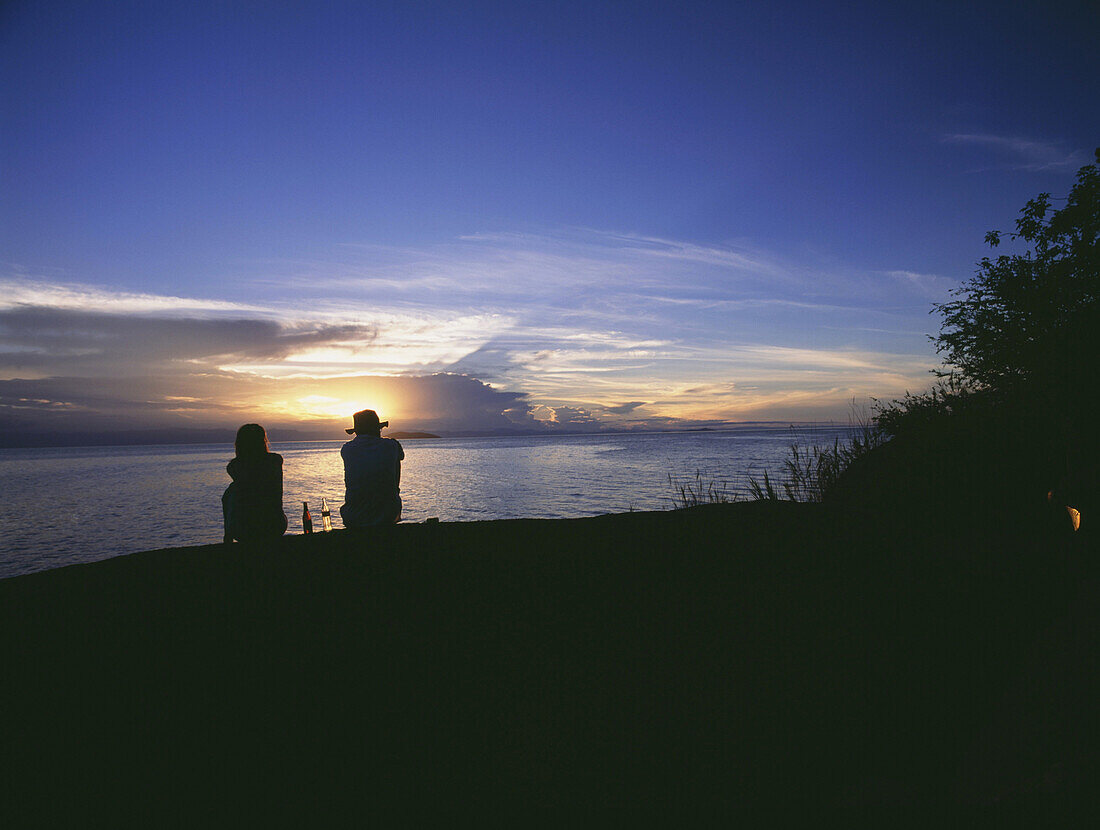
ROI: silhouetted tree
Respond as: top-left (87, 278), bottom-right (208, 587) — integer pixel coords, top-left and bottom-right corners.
top-left (877, 148), bottom-right (1099, 437)
top-left (933, 148), bottom-right (1099, 395)
top-left (872, 151), bottom-right (1100, 519)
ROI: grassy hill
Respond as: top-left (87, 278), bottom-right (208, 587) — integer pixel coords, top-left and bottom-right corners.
top-left (2, 495), bottom-right (1094, 819)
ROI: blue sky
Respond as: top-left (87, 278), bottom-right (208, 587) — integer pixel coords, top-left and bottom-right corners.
top-left (1, 0), bottom-right (1097, 437)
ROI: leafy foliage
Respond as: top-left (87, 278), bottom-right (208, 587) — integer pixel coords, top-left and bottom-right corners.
top-left (932, 149), bottom-right (1099, 393)
top-left (874, 149), bottom-right (1099, 438)
top-left (872, 374), bottom-right (974, 437)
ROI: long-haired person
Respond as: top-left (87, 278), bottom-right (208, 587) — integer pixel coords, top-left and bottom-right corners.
top-left (222, 424), bottom-right (288, 543)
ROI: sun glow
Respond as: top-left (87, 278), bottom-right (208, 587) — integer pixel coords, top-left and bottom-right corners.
top-left (288, 394), bottom-right (395, 422)
top-left (254, 394), bottom-right (396, 424)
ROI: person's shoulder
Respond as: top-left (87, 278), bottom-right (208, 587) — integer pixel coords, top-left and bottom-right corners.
top-left (386, 437), bottom-right (404, 456)
top-left (268, 452), bottom-right (283, 464)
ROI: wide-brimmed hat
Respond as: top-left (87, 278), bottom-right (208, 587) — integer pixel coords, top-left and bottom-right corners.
top-left (346, 409), bottom-right (389, 434)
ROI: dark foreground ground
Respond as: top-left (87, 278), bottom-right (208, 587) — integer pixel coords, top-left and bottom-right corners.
top-left (2, 500), bottom-right (1096, 820)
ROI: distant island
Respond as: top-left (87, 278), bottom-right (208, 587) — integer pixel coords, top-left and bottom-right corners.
top-left (387, 431), bottom-right (441, 439)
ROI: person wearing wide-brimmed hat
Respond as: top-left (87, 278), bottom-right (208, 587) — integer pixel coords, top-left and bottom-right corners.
top-left (339, 409), bottom-right (404, 527)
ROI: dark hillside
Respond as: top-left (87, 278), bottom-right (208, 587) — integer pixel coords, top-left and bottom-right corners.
top-left (1, 499), bottom-right (1094, 819)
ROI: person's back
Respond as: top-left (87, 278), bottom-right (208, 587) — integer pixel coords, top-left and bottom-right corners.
top-left (223, 424), bottom-right (288, 543)
top-left (340, 409), bottom-right (404, 528)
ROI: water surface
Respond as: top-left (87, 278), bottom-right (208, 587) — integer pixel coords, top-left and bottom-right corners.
top-left (0, 427), bottom-right (848, 578)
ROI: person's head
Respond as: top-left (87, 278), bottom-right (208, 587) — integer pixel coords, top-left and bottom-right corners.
top-left (346, 409), bottom-right (388, 437)
top-left (235, 423), bottom-right (270, 459)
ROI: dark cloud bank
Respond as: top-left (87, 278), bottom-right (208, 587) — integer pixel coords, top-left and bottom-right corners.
top-left (0, 306), bottom-right (542, 445)
top-left (0, 306), bottom-right (376, 375)
top-left (0, 372), bottom-right (544, 448)
top-left (0, 305), bottom-right (740, 448)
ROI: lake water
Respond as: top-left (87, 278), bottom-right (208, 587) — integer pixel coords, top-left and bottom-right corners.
top-left (0, 426), bottom-right (851, 578)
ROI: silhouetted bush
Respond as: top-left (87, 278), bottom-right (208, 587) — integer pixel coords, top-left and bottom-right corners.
top-left (877, 149), bottom-right (1099, 441)
top-left (749, 413), bottom-right (886, 503)
top-left (869, 151), bottom-right (1099, 519)
top-left (934, 150), bottom-right (1099, 395)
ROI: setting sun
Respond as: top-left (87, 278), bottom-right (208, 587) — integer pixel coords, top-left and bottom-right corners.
top-left (288, 395), bottom-right (394, 422)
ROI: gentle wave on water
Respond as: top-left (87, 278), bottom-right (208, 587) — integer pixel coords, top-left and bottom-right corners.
top-left (0, 427), bottom-right (850, 577)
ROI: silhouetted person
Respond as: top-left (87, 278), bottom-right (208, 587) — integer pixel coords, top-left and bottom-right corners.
top-left (222, 424), bottom-right (288, 543)
top-left (340, 409), bottom-right (404, 528)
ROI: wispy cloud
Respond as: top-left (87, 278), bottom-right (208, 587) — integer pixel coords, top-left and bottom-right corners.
top-left (268, 228), bottom-right (805, 306)
top-left (0, 277), bottom-right (518, 379)
top-left (882, 270), bottom-right (956, 299)
top-left (0, 277), bottom-right (272, 316)
top-left (944, 133), bottom-right (1088, 171)
top-left (1, 226), bottom-right (944, 434)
